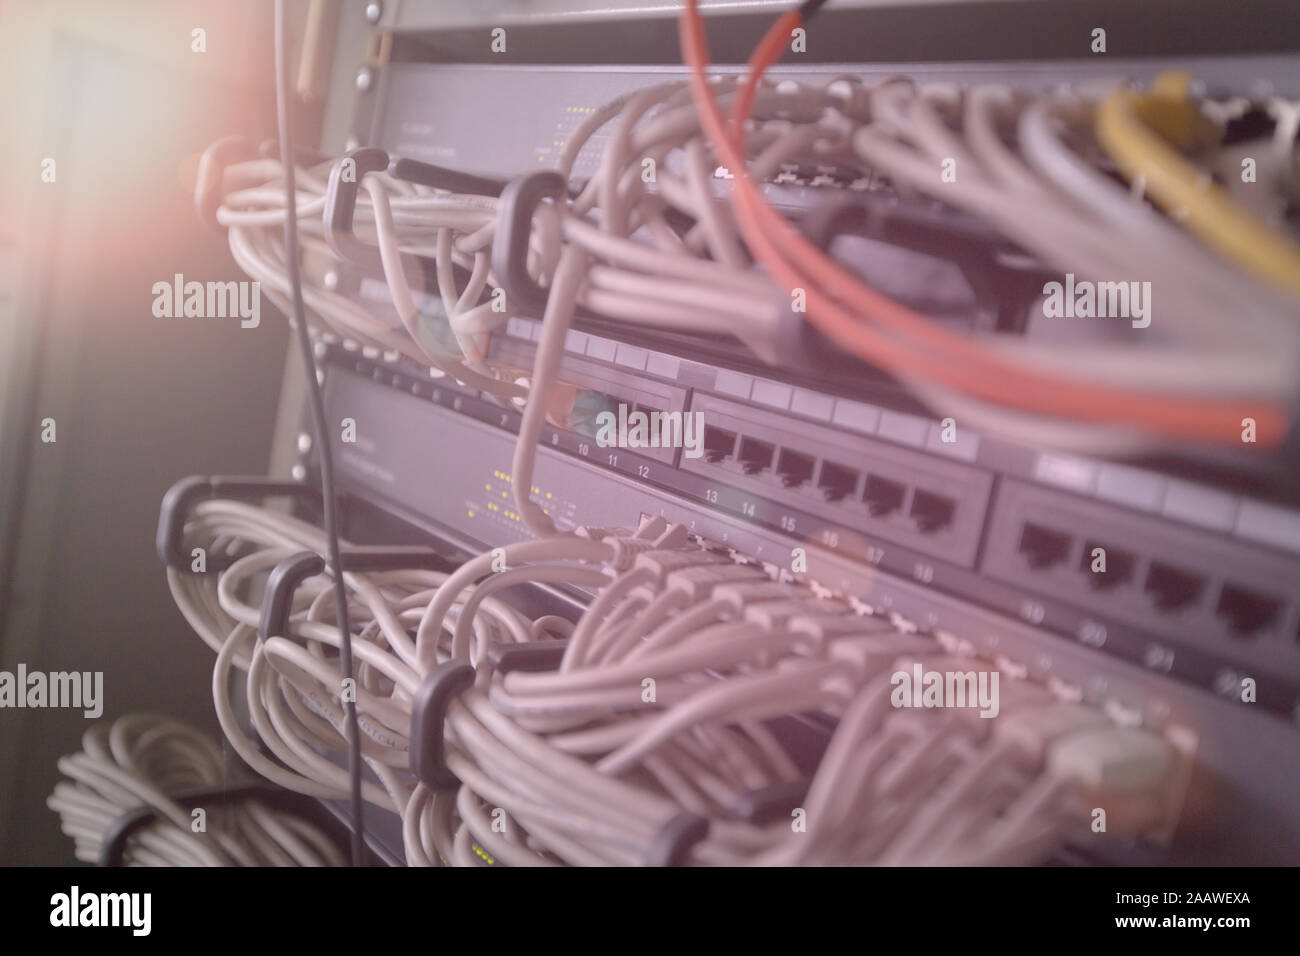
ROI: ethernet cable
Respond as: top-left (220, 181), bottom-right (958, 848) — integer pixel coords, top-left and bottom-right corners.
top-left (859, 82), bottom-right (1297, 360)
top-left (1095, 73), bottom-right (1300, 295)
top-left (679, 0), bottom-right (1294, 446)
top-left (166, 501), bottom-right (1181, 865)
top-left (1018, 96), bottom-right (1299, 348)
top-left (200, 43), bottom-right (1298, 456)
top-left (204, 86), bottom-right (1274, 464)
top-left (171, 16), bottom-right (1257, 870)
top-left (397, 522), bottom-right (1170, 868)
top-left (457, 550), bottom-right (1175, 865)
top-left (47, 714), bottom-right (346, 866)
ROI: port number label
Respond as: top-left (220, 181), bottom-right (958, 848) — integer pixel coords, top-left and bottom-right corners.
top-left (705, 488), bottom-right (719, 504)
top-left (1078, 620), bottom-right (1106, 647)
top-left (912, 562), bottom-right (935, 584)
top-left (742, 501), bottom-right (756, 518)
top-left (1019, 600), bottom-right (1045, 625)
top-left (779, 515), bottom-right (797, 532)
top-left (1143, 642), bottom-right (1174, 672)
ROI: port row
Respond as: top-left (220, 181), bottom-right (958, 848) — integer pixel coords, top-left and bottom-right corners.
top-left (702, 425), bottom-right (958, 535)
top-left (1015, 520), bottom-right (1289, 640)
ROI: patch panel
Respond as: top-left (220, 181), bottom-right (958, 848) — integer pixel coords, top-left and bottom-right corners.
top-left (984, 478), bottom-right (1300, 683)
top-left (318, 353), bottom-right (1300, 724)
top-left (683, 392), bottom-right (993, 568)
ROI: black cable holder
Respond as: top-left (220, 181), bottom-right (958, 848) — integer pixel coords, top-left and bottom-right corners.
top-left (156, 474), bottom-right (320, 573)
top-left (388, 156), bottom-right (509, 198)
top-left (409, 661), bottom-right (476, 790)
top-left (323, 146), bottom-right (391, 269)
top-left (485, 639), bottom-right (570, 676)
top-left (258, 545), bottom-right (451, 643)
top-left (491, 169), bottom-right (568, 314)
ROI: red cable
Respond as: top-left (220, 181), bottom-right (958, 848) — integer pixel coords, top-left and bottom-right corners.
top-left (681, 0), bottom-right (1286, 446)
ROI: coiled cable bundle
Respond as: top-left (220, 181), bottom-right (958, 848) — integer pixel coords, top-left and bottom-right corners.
top-left (165, 503), bottom-right (1183, 866)
top-left (47, 713), bottom-right (345, 866)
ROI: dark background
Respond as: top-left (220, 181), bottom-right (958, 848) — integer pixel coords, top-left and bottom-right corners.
top-left (0, 0), bottom-right (306, 865)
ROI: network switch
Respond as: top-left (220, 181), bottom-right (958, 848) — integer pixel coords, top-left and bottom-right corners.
top-left (14, 0), bottom-right (1297, 879)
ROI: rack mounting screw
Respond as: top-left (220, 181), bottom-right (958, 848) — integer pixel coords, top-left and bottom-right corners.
top-left (356, 68), bottom-right (373, 93)
top-left (365, 2), bottom-right (383, 24)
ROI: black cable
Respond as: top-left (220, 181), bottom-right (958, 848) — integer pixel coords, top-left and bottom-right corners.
top-left (273, 0), bottom-right (364, 866)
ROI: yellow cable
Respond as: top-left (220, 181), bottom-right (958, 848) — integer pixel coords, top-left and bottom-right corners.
top-left (1095, 74), bottom-right (1300, 295)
